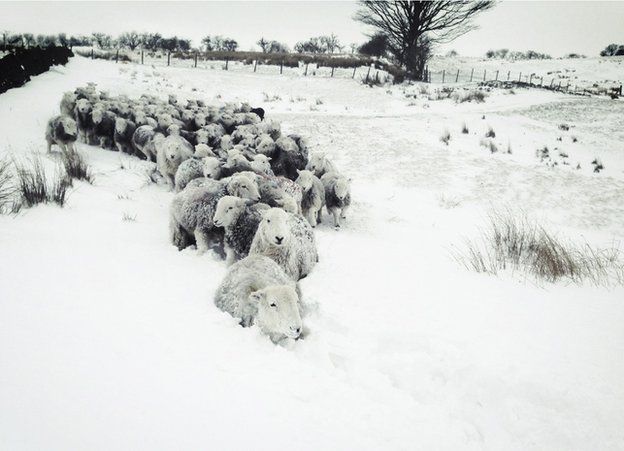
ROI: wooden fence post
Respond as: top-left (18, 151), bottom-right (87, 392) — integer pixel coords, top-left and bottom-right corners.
top-left (141, 50), bottom-right (144, 65)
top-left (442, 69), bottom-right (445, 83)
top-left (331, 66), bottom-right (335, 77)
top-left (304, 63), bottom-right (309, 76)
top-left (280, 61), bottom-right (283, 74)
top-left (558, 81), bottom-right (561, 90)
top-left (365, 66), bottom-right (371, 82)
top-left (225, 57), bottom-right (229, 70)
top-left (167, 51), bottom-right (170, 66)
top-left (619, 84), bottom-right (622, 95)
top-left (375, 70), bottom-right (379, 83)
top-left (91, 48), bottom-right (94, 59)
top-left (519, 72), bottom-right (522, 82)
top-left (194, 52), bottom-right (197, 68)
top-left (455, 69), bottom-right (460, 82)
top-left (540, 77), bottom-right (543, 87)
top-left (507, 71), bottom-right (510, 81)
top-left (115, 49), bottom-right (119, 63)
top-left (254, 59), bottom-right (258, 72)
top-left (470, 68), bottom-right (474, 82)
top-left (483, 69), bottom-right (486, 81)
top-left (529, 74), bottom-right (534, 85)
top-left (352, 67), bottom-right (357, 78)
top-left (550, 78), bottom-right (554, 88)
top-left (495, 70), bottom-right (499, 81)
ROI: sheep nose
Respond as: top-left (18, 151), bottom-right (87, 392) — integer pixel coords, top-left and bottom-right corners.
top-left (275, 236), bottom-right (283, 244)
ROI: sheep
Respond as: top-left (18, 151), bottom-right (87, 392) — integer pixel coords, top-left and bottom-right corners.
top-left (321, 172), bottom-right (351, 228)
top-left (249, 207), bottom-right (318, 280)
top-left (203, 156), bottom-right (223, 180)
top-left (132, 125), bottom-right (161, 161)
top-left (45, 115), bottom-right (78, 153)
top-left (156, 113), bottom-right (174, 134)
top-left (169, 173), bottom-right (261, 254)
top-left (250, 107), bottom-right (265, 121)
top-left (221, 153), bottom-right (252, 177)
top-left (271, 136), bottom-right (308, 180)
top-left (73, 98), bottom-right (94, 144)
top-left (156, 134), bottom-right (194, 190)
top-left (214, 255), bottom-right (302, 343)
top-left (60, 91), bottom-right (77, 116)
top-left (113, 117), bottom-right (137, 155)
top-left (255, 134), bottom-right (276, 157)
top-left (194, 143), bottom-right (217, 158)
top-left (174, 156), bottom-right (207, 192)
top-left (132, 110), bottom-right (157, 128)
top-left (90, 108), bottom-right (116, 149)
top-left (213, 196), bottom-right (269, 264)
top-left (295, 170), bottom-right (325, 227)
top-left (305, 153), bottom-right (336, 178)
top-left (204, 123), bottom-right (226, 148)
top-left (250, 154), bottom-right (272, 175)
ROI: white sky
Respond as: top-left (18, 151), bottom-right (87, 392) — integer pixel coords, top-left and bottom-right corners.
top-left (1, 1), bottom-right (623, 57)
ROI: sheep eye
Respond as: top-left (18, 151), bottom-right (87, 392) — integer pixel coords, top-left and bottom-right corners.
top-left (266, 219), bottom-right (270, 223)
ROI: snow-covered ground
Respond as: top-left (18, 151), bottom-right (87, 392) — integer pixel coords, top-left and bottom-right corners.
top-left (1, 56), bottom-right (623, 450)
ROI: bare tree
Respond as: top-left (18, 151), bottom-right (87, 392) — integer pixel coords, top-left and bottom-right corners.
top-left (91, 32), bottom-right (113, 49)
top-left (119, 31), bottom-right (141, 51)
top-left (257, 37), bottom-right (269, 53)
top-left (355, 0), bottom-right (494, 79)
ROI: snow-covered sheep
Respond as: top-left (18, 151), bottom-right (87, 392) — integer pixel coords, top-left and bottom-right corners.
top-left (133, 110), bottom-right (158, 128)
top-left (194, 143), bottom-right (217, 158)
top-left (156, 134), bottom-right (194, 189)
top-left (60, 92), bottom-right (77, 117)
top-left (203, 156), bottom-right (222, 180)
top-left (114, 118), bottom-right (136, 155)
top-left (174, 157), bottom-right (205, 192)
top-left (132, 125), bottom-right (160, 161)
top-left (249, 208), bottom-right (318, 280)
top-left (213, 196), bottom-right (269, 264)
top-left (271, 136), bottom-right (308, 180)
top-left (214, 255), bottom-right (302, 343)
top-left (204, 123), bottom-right (226, 148)
top-left (156, 113), bottom-right (174, 134)
top-left (221, 153), bottom-right (252, 177)
top-left (321, 172), bottom-right (351, 228)
top-left (45, 115), bottom-right (78, 153)
top-left (74, 98), bottom-right (94, 144)
top-left (305, 153), bottom-right (336, 178)
top-left (255, 134), bottom-right (276, 157)
top-left (169, 173), bottom-right (261, 253)
top-left (91, 108), bottom-right (116, 149)
top-left (195, 129), bottom-right (210, 146)
top-left (295, 170), bottom-right (325, 227)
top-left (250, 154), bottom-right (272, 175)
top-left (258, 118), bottom-right (280, 140)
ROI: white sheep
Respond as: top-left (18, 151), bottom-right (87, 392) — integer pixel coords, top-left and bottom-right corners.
top-left (249, 207), bottom-right (318, 280)
top-left (45, 115), bottom-right (78, 153)
top-left (214, 255), bottom-right (303, 343)
top-left (321, 172), bottom-right (351, 228)
top-left (250, 154), bottom-right (273, 175)
top-left (156, 134), bottom-right (194, 190)
top-left (305, 153), bottom-right (336, 178)
top-left (169, 173), bottom-right (261, 254)
top-left (295, 169), bottom-right (325, 227)
top-left (213, 196), bottom-right (269, 265)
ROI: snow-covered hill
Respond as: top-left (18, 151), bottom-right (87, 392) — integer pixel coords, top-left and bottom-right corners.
top-left (0, 56), bottom-right (623, 450)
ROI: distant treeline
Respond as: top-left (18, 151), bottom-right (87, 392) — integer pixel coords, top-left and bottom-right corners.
top-left (0, 46), bottom-right (73, 94)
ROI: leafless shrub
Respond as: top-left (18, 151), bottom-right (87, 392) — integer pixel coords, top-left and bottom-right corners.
top-left (14, 155), bottom-right (70, 208)
top-left (591, 158), bottom-right (604, 173)
top-left (454, 212), bottom-right (624, 286)
top-left (122, 212), bottom-right (137, 222)
top-left (0, 159), bottom-right (17, 214)
top-left (453, 89), bottom-right (486, 103)
top-left (480, 138), bottom-right (498, 153)
top-left (440, 129), bottom-right (451, 145)
top-left (485, 126), bottom-right (496, 138)
top-left (461, 122), bottom-right (469, 134)
top-left (61, 150), bottom-right (93, 185)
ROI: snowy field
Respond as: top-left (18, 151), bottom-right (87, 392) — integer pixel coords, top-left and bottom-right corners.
top-left (1, 56), bottom-right (623, 450)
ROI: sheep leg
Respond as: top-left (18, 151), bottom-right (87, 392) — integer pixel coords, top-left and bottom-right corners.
top-left (46, 140), bottom-right (53, 153)
top-left (340, 205), bottom-right (349, 220)
top-left (116, 142), bottom-right (124, 153)
top-left (170, 218), bottom-right (191, 250)
top-left (317, 208), bottom-right (323, 225)
top-left (166, 175), bottom-right (175, 191)
top-left (225, 245), bottom-right (236, 266)
top-left (195, 228), bottom-right (210, 255)
top-left (305, 209), bottom-right (316, 228)
top-left (331, 207), bottom-right (341, 228)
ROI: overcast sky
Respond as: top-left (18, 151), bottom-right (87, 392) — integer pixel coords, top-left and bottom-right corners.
top-left (1, 1), bottom-right (623, 57)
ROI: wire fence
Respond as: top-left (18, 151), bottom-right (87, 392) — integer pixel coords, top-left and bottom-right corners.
top-left (424, 66), bottom-right (622, 97)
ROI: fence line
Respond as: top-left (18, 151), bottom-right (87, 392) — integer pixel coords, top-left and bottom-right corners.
top-left (423, 65), bottom-right (622, 97)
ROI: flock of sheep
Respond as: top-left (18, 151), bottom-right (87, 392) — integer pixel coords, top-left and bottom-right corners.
top-left (45, 83), bottom-right (352, 344)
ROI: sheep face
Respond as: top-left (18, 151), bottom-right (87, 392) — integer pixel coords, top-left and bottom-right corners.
top-left (250, 155), bottom-right (271, 175)
top-left (158, 114), bottom-right (173, 130)
top-left (76, 99), bottom-right (92, 114)
top-left (223, 153), bottom-right (249, 170)
top-left (335, 178), bottom-right (350, 200)
top-left (220, 135), bottom-right (233, 151)
top-left (115, 118), bottom-right (127, 134)
top-left (60, 117), bottom-right (78, 137)
top-left (194, 114), bottom-right (207, 128)
top-left (213, 196), bottom-right (246, 228)
top-left (195, 130), bottom-right (210, 146)
top-left (203, 157), bottom-right (221, 179)
top-left (91, 108), bottom-right (105, 124)
top-left (167, 124), bottom-right (181, 136)
top-left (194, 144), bottom-right (212, 158)
top-left (258, 208), bottom-right (291, 247)
top-left (305, 153), bottom-right (328, 176)
top-left (168, 94), bottom-right (178, 106)
top-left (295, 170), bottom-right (315, 191)
top-left (228, 174), bottom-right (260, 201)
top-left (118, 103), bottom-right (130, 117)
top-left (251, 285), bottom-right (302, 341)
top-left (134, 111), bottom-right (148, 126)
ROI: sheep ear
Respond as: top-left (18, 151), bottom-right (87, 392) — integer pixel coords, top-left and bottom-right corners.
top-left (296, 169), bottom-right (301, 175)
top-left (266, 156), bottom-right (272, 161)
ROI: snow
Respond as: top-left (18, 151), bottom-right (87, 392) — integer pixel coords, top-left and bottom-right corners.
top-left (1, 56), bottom-right (623, 450)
